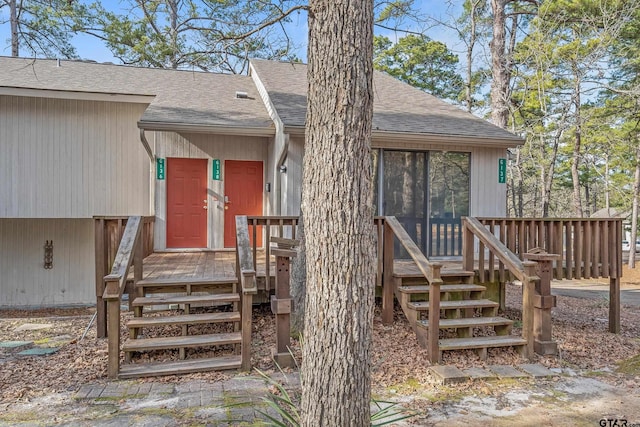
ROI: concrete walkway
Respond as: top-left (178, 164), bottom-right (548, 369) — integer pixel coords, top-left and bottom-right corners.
top-left (552, 280), bottom-right (640, 307)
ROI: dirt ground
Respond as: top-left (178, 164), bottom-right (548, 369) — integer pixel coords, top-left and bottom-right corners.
top-left (1, 267), bottom-right (639, 425)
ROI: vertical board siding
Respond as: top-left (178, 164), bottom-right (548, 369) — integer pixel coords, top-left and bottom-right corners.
top-left (283, 137), bottom-right (304, 216)
top-left (0, 95), bottom-right (151, 218)
top-left (470, 147), bottom-right (507, 217)
top-left (153, 132), bottom-right (268, 249)
top-left (0, 218), bottom-right (94, 307)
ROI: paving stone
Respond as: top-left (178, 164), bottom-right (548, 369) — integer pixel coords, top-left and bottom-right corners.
top-left (519, 363), bottom-right (558, 378)
top-left (463, 367), bottom-right (497, 380)
top-left (149, 382), bottom-right (174, 395)
top-left (429, 365), bottom-right (469, 385)
top-left (86, 385), bottom-right (106, 399)
top-left (0, 340), bottom-right (33, 348)
top-left (488, 365), bottom-right (529, 378)
top-left (75, 385), bottom-right (94, 399)
top-left (17, 347), bottom-right (59, 356)
top-left (136, 383), bottom-right (152, 395)
top-left (14, 323), bottom-right (53, 331)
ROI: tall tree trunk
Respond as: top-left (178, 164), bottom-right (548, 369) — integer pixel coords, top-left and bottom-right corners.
top-left (629, 144), bottom-right (640, 269)
top-left (290, 212), bottom-right (306, 336)
top-left (10, 0), bottom-right (19, 57)
top-left (464, 0), bottom-right (482, 113)
top-left (571, 73), bottom-right (584, 217)
top-left (542, 134), bottom-right (560, 217)
top-left (301, 1), bottom-right (375, 425)
top-left (490, 0), bottom-right (509, 128)
top-left (169, 0), bottom-right (179, 69)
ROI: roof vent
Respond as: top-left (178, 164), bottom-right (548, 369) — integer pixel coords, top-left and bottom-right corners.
top-left (235, 91), bottom-right (248, 99)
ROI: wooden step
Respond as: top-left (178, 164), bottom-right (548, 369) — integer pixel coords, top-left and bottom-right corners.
top-left (438, 335), bottom-right (527, 351)
top-left (132, 293), bottom-right (240, 307)
top-left (417, 316), bottom-right (513, 330)
top-left (398, 284), bottom-right (485, 294)
top-left (393, 269), bottom-right (475, 279)
top-left (408, 299), bottom-right (499, 311)
top-left (126, 312), bottom-right (240, 329)
top-left (118, 355), bottom-right (242, 379)
top-left (136, 277), bottom-right (237, 294)
top-left (123, 332), bottom-right (241, 352)
top-left (137, 277), bottom-right (238, 287)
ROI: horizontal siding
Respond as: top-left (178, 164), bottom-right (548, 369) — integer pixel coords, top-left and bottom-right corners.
top-left (153, 132), bottom-right (268, 249)
top-left (0, 95), bottom-right (151, 218)
top-left (0, 219), bottom-right (95, 307)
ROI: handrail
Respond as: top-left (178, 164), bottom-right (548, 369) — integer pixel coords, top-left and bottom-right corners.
top-left (235, 215), bottom-right (256, 371)
top-left (245, 216), bottom-right (298, 291)
top-left (462, 216), bottom-right (538, 358)
top-left (463, 217), bottom-right (527, 283)
top-left (384, 216), bottom-right (443, 284)
top-left (383, 216), bottom-right (442, 362)
top-left (236, 216), bottom-right (257, 295)
top-left (94, 215), bottom-right (154, 338)
top-left (102, 216), bottom-right (144, 378)
top-left (103, 216), bottom-right (143, 300)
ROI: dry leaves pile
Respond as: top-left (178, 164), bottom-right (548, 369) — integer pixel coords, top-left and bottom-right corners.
top-left (1, 272), bottom-right (639, 403)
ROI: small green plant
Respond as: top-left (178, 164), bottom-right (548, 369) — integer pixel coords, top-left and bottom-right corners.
top-left (253, 358), bottom-right (418, 426)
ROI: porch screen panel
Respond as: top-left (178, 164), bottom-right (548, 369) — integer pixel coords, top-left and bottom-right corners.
top-left (382, 151), bottom-right (427, 256)
top-left (428, 151), bottom-right (470, 257)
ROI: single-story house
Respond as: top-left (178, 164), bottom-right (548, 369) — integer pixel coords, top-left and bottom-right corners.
top-left (0, 56), bottom-right (523, 308)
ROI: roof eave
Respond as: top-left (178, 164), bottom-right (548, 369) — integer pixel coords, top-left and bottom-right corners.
top-left (0, 86), bottom-right (155, 103)
top-left (284, 126), bottom-right (524, 148)
top-left (138, 120), bottom-right (275, 137)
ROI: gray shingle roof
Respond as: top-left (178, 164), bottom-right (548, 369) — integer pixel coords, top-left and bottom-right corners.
top-left (250, 59), bottom-right (523, 144)
top-left (0, 57), bottom-right (274, 132)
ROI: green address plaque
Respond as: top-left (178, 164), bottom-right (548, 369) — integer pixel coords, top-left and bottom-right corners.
top-left (156, 158), bottom-right (165, 180)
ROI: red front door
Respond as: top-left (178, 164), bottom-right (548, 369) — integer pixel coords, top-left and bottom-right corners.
top-left (224, 160), bottom-right (263, 248)
top-left (166, 158), bottom-right (208, 248)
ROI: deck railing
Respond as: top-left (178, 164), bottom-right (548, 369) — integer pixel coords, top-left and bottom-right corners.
top-left (462, 217), bottom-right (538, 357)
top-left (466, 216), bottom-right (622, 334)
top-left (476, 217), bottom-right (623, 281)
top-left (380, 216), bottom-right (443, 362)
top-left (102, 216), bottom-right (145, 378)
top-left (235, 216), bottom-right (257, 371)
top-left (245, 216), bottom-right (299, 291)
top-left (94, 216), bottom-right (154, 338)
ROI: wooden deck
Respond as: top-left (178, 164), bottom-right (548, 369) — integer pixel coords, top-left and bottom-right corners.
top-left (141, 251), bottom-right (467, 283)
top-left (142, 251), bottom-right (237, 280)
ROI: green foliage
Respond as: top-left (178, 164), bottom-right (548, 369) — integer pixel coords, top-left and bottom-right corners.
top-left (84, 0), bottom-right (304, 72)
top-left (0, 0), bottom-right (88, 58)
top-left (373, 34), bottom-right (463, 101)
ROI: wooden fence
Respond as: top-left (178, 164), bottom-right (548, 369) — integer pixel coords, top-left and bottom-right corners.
top-left (94, 216), bottom-right (155, 338)
top-left (475, 217), bottom-right (623, 282)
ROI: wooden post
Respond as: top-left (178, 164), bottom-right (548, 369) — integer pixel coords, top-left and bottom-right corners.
top-left (522, 261), bottom-right (537, 360)
top-left (94, 218), bottom-right (107, 338)
top-left (609, 277), bottom-right (621, 334)
top-left (382, 220), bottom-right (395, 324)
top-left (105, 278), bottom-right (121, 379)
top-left (462, 219), bottom-right (474, 273)
top-left (524, 251), bottom-right (559, 355)
top-left (271, 243), bottom-right (297, 368)
top-left (428, 264), bottom-right (442, 363)
top-left (241, 283), bottom-right (254, 371)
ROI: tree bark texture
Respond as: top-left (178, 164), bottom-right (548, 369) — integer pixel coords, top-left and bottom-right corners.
top-left (490, 0), bottom-right (509, 128)
top-left (10, 0), bottom-right (19, 57)
top-left (301, 1), bottom-right (375, 426)
top-left (571, 73), bottom-right (584, 217)
top-left (629, 145), bottom-right (640, 268)
top-left (290, 211), bottom-right (306, 336)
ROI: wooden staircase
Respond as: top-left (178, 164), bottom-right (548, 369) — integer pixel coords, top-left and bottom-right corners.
top-left (394, 268), bottom-right (526, 360)
top-left (118, 278), bottom-right (244, 379)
